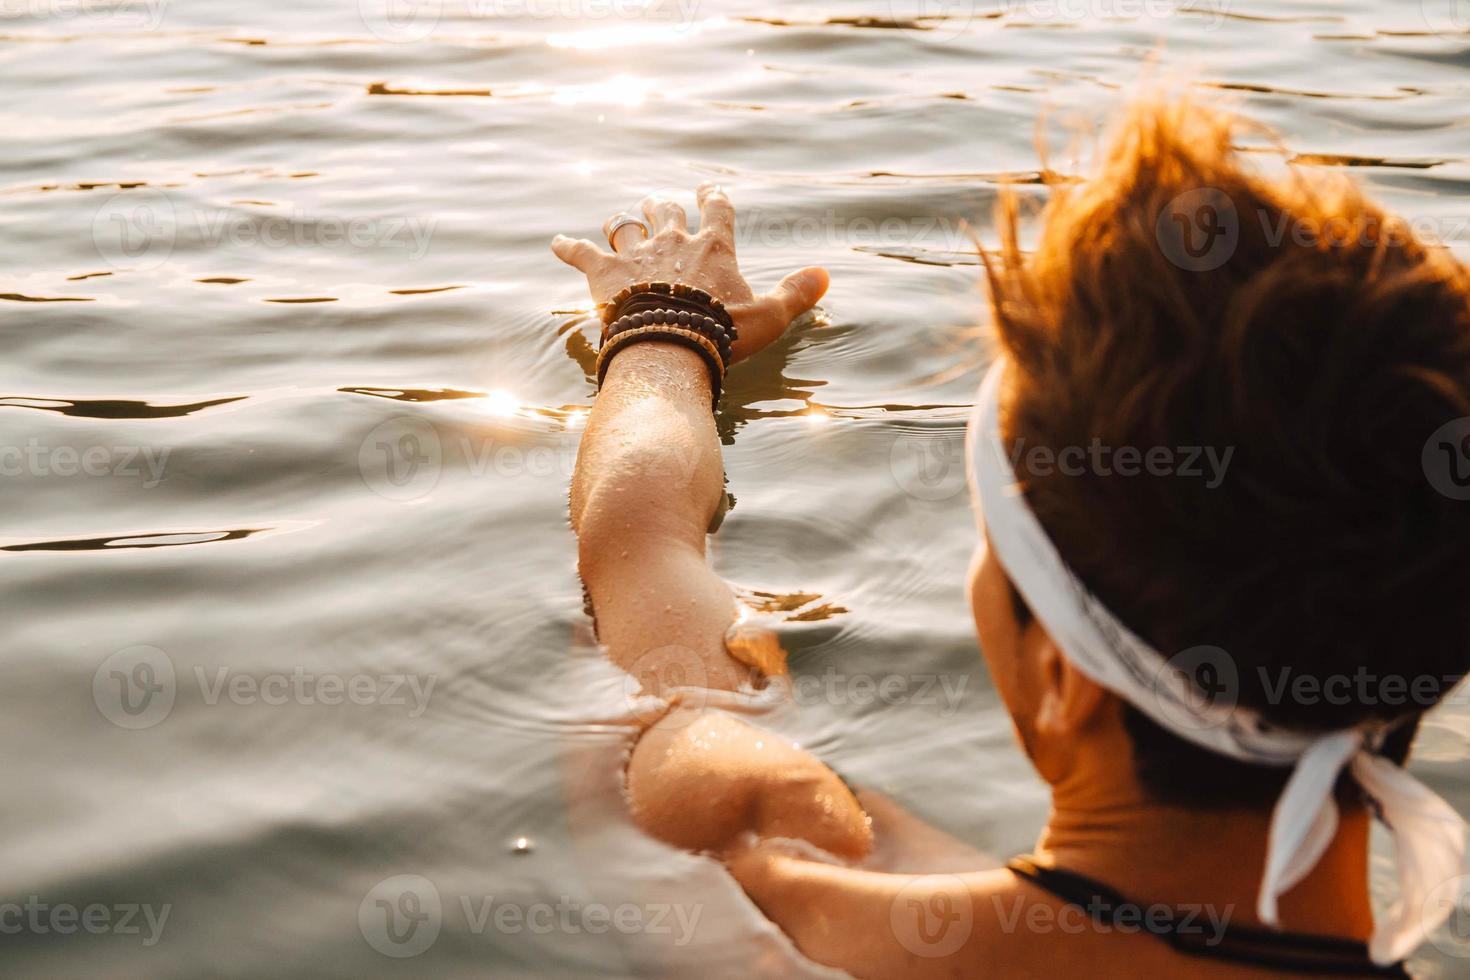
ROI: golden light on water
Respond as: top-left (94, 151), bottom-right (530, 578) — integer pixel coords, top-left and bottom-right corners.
top-left (546, 19), bottom-right (712, 51)
top-left (484, 390), bottom-right (521, 418)
top-left (552, 74), bottom-right (650, 107)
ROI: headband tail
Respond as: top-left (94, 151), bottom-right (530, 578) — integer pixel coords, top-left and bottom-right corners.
top-left (1258, 730), bottom-right (1357, 925)
top-left (1351, 752), bottom-right (1468, 964)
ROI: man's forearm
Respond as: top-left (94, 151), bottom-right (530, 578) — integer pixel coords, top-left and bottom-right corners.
top-left (570, 341), bottom-right (748, 690)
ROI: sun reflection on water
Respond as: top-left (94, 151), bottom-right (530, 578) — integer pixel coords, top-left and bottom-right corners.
top-left (551, 74), bottom-right (650, 107)
top-left (483, 390), bottom-right (521, 418)
top-left (546, 19), bottom-right (712, 50)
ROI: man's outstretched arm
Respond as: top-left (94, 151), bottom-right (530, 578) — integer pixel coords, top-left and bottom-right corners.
top-left (553, 185), bottom-right (870, 858)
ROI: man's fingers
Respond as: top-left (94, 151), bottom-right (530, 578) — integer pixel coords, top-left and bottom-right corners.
top-left (641, 194), bottom-right (688, 234)
top-left (551, 235), bottom-right (609, 272)
top-left (696, 182), bottom-right (735, 240)
top-left (766, 266), bottom-right (830, 320)
top-left (602, 211), bottom-right (649, 254)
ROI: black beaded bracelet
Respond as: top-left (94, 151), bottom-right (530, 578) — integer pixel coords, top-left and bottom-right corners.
top-left (600, 282), bottom-right (738, 346)
top-left (604, 308), bottom-right (732, 368)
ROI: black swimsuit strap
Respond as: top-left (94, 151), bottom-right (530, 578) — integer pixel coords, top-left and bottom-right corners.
top-left (1006, 856), bottom-right (1410, 978)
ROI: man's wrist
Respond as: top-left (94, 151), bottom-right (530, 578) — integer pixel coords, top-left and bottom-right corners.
top-left (599, 340), bottom-right (714, 405)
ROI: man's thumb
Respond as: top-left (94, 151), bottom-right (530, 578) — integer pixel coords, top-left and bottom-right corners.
top-left (770, 266), bottom-right (829, 319)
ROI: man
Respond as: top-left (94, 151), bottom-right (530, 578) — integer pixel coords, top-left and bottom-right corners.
top-left (551, 96), bottom-right (1470, 977)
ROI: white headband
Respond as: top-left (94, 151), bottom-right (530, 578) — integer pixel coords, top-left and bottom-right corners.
top-left (966, 357), bottom-right (1466, 964)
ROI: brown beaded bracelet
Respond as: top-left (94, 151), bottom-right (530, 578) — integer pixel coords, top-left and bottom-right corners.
top-left (600, 282), bottom-right (738, 344)
top-left (594, 325), bottom-right (725, 411)
top-left (603, 308), bottom-right (732, 367)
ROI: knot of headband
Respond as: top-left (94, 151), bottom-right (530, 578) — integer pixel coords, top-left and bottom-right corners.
top-left (966, 357), bottom-right (1466, 964)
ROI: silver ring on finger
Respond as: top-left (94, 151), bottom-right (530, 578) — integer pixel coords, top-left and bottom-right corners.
top-left (604, 213), bottom-right (649, 249)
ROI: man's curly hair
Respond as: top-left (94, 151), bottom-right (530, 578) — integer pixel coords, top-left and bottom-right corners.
top-left (981, 96), bottom-right (1470, 806)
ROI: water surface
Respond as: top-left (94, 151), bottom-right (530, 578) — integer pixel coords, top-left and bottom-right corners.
top-left (4, 1), bottom-right (1469, 976)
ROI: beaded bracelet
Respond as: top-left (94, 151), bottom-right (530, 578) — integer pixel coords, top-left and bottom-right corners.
top-left (600, 282), bottom-right (738, 344)
top-left (594, 325), bottom-right (725, 411)
top-left (604, 308), bottom-right (732, 367)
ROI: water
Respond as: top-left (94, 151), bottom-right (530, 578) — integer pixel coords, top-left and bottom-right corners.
top-left (4, 1), bottom-right (1469, 976)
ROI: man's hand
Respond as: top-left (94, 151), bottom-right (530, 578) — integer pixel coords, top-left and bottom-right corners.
top-left (551, 182), bottom-right (828, 361)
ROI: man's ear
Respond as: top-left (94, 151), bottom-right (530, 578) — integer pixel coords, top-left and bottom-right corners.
top-left (1032, 635), bottom-right (1109, 737)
